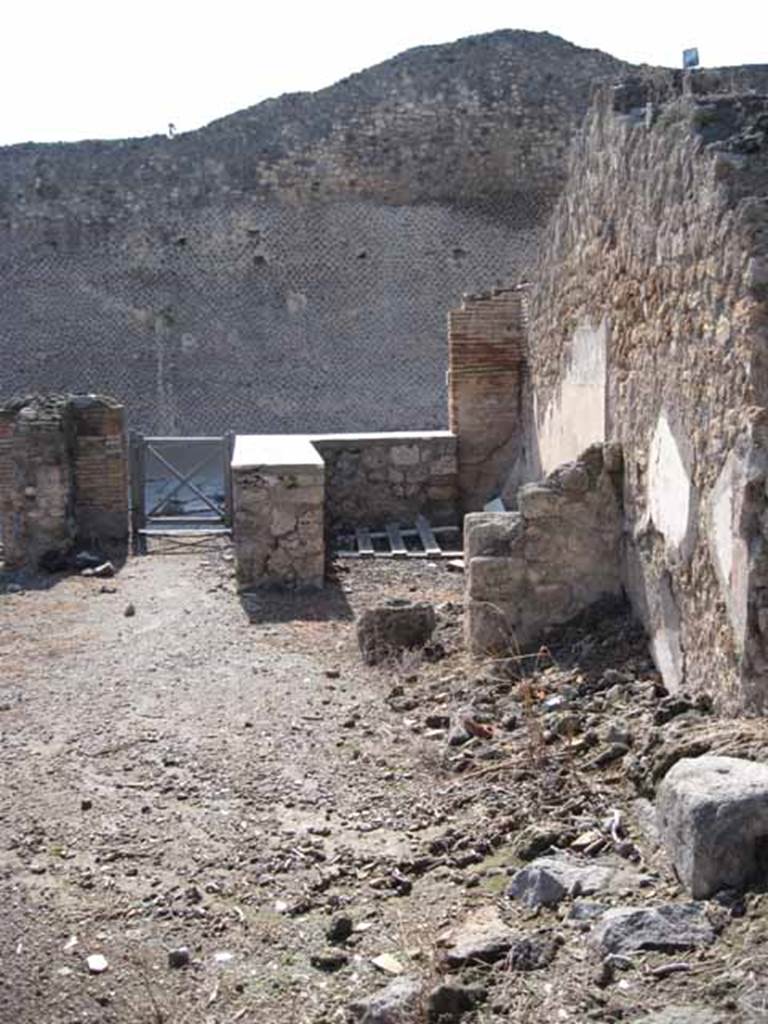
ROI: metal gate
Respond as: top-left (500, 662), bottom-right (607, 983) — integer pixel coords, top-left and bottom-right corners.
top-left (129, 432), bottom-right (234, 549)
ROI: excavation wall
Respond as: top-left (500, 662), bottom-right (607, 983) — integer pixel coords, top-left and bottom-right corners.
top-left (0, 31), bottom-right (631, 435)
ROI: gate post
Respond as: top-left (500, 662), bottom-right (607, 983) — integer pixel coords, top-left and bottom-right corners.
top-left (224, 431), bottom-right (235, 530)
top-left (129, 431), bottom-right (146, 554)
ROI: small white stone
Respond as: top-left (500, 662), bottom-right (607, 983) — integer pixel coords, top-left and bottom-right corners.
top-left (86, 953), bottom-right (108, 974)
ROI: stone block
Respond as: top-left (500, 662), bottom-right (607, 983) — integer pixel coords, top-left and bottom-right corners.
top-left (591, 903), bottom-right (714, 955)
top-left (518, 484), bottom-right (562, 519)
top-left (357, 600), bottom-right (436, 665)
top-left (657, 755), bottom-right (768, 897)
top-left (508, 854), bottom-right (648, 908)
top-left (466, 599), bottom-right (522, 655)
top-left (468, 556), bottom-right (525, 601)
top-left (465, 512), bottom-right (524, 558)
top-left (390, 444), bottom-right (421, 467)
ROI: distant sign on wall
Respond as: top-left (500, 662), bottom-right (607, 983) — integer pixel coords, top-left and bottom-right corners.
top-left (683, 47), bottom-right (700, 69)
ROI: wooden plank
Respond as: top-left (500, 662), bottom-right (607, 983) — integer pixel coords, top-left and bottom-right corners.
top-left (355, 527), bottom-right (374, 558)
top-left (415, 514), bottom-right (441, 556)
top-left (386, 522), bottom-right (407, 558)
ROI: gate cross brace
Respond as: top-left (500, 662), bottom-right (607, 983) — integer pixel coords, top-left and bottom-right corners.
top-left (146, 445), bottom-right (224, 519)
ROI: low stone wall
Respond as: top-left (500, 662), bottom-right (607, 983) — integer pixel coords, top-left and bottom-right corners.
top-left (230, 431), bottom-right (460, 590)
top-left (0, 394), bottom-right (128, 570)
top-left (312, 432), bottom-right (457, 531)
top-left (231, 436), bottom-right (325, 591)
top-left (465, 444), bottom-right (623, 655)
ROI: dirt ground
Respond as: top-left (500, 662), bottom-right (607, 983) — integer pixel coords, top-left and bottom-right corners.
top-left (2, 544), bottom-right (768, 1024)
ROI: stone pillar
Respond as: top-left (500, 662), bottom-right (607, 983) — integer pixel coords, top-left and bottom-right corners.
top-left (231, 436), bottom-right (325, 590)
top-left (0, 394), bottom-right (129, 570)
top-left (447, 286), bottom-right (527, 512)
top-left (70, 396), bottom-right (129, 549)
top-left (0, 398), bottom-right (75, 569)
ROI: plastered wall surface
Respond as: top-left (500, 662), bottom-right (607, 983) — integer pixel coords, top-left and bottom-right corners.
top-left (524, 77), bottom-right (768, 710)
top-left (534, 318), bottom-right (607, 474)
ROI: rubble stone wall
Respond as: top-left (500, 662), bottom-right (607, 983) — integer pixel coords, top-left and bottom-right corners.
top-left (313, 432), bottom-right (457, 531)
top-left (522, 81), bottom-right (768, 711)
top-left (231, 438), bottom-right (325, 590)
top-left (465, 443), bottom-right (623, 654)
top-left (0, 395), bottom-right (128, 569)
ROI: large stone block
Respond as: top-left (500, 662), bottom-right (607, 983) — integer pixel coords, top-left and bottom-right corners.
top-left (657, 755), bottom-right (768, 897)
top-left (464, 512), bottom-right (524, 558)
top-left (357, 600), bottom-right (436, 665)
top-left (468, 556), bottom-right (525, 601)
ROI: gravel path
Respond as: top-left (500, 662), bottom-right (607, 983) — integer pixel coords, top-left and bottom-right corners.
top-left (3, 545), bottom-right (768, 1024)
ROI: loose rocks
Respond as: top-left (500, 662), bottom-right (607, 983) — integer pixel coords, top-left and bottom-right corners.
top-left (310, 948), bottom-right (349, 972)
top-left (427, 978), bottom-right (486, 1021)
top-left (348, 976), bottom-right (422, 1023)
top-left (591, 903), bottom-right (715, 955)
top-left (629, 1007), bottom-right (724, 1024)
top-left (508, 854), bottom-right (645, 908)
top-left (356, 600), bottom-right (436, 665)
top-left (441, 906), bottom-right (516, 967)
top-left (326, 915), bottom-right (354, 944)
top-left (168, 946), bottom-right (191, 969)
top-left (657, 755), bottom-right (768, 898)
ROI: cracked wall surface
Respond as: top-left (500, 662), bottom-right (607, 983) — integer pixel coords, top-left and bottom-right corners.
top-left (523, 74), bottom-right (768, 711)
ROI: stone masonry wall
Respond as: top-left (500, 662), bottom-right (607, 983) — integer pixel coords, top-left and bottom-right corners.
top-left (448, 288), bottom-right (528, 511)
top-left (0, 395), bottom-right (128, 570)
top-left (231, 438), bottom-right (325, 591)
top-left (0, 31), bottom-right (633, 435)
top-left (313, 432), bottom-right (457, 531)
top-left (523, 80), bottom-right (768, 711)
top-left (465, 443), bottom-right (623, 655)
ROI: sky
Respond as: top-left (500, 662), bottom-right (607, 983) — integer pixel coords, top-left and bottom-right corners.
top-left (2, 0), bottom-right (766, 146)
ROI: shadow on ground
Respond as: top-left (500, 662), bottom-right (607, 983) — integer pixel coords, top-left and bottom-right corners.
top-left (0, 542), bottom-right (128, 594)
top-left (239, 571), bottom-right (355, 625)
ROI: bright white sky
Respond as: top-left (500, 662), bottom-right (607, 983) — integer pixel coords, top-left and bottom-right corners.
top-left (2, 0), bottom-right (766, 146)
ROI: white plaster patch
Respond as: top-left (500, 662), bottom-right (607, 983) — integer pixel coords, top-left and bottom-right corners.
top-left (708, 451), bottom-right (749, 652)
top-left (647, 411), bottom-right (695, 560)
top-left (536, 318), bottom-right (607, 474)
top-left (650, 575), bottom-right (685, 692)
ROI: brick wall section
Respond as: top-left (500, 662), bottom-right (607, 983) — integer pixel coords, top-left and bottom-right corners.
top-left (0, 411), bottom-right (15, 513)
top-left (448, 287), bottom-right (528, 511)
top-left (0, 395), bottom-right (128, 570)
top-left (70, 398), bottom-right (129, 547)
